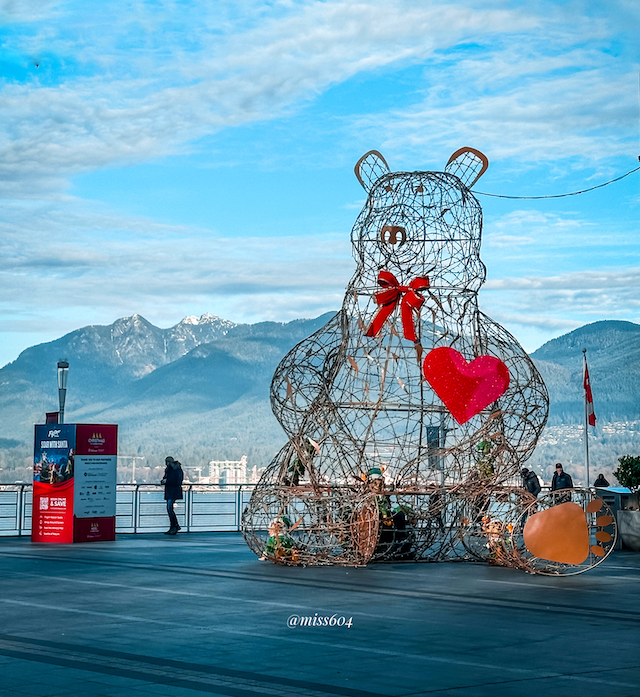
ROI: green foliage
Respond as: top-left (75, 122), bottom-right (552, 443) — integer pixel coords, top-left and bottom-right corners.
top-left (376, 495), bottom-right (392, 517)
top-left (476, 439), bottom-right (495, 479)
top-left (265, 534), bottom-right (293, 554)
top-left (614, 455), bottom-right (640, 494)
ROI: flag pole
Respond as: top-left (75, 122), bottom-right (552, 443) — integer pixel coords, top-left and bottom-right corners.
top-left (583, 348), bottom-right (591, 488)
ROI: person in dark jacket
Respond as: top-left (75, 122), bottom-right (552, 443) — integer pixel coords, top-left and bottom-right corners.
top-left (551, 463), bottom-right (573, 503)
top-left (161, 456), bottom-right (184, 535)
top-left (521, 468), bottom-right (541, 497)
top-left (594, 473), bottom-right (610, 487)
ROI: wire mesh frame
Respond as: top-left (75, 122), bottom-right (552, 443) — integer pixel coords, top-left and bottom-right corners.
top-left (241, 150), bottom-right (615, 574)
top-left (512, 489), bottom-right (617, 576)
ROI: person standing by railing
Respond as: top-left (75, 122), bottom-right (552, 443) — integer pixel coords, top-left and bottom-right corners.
top-left (521, 467), bottom-right (541, 498)
top-left (594, 473), bottom-right (610, 487)
top-left (551, 462), bottom-right (573, 504)
top-left (161, 456), bottom-right (183, 535)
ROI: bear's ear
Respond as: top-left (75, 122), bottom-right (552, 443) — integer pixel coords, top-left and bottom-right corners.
top-left (354, 150), bottom-right (391, 192)
top-left (445, 147), bottom-right (489, 188)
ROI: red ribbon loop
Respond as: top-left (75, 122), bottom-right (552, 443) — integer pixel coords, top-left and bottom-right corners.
top-left (365, 270), bottom-right (429, 342)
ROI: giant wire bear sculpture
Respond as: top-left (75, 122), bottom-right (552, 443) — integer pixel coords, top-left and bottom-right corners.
top-left (241, 148), bottom-right (617, 575)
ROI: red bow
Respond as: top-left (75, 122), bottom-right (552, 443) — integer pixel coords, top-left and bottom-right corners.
top-left (365, 270), bottom-right (430, 342)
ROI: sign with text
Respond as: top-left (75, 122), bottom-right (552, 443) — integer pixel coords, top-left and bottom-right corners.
top-left (75, 425), bottom-right (118, 456)
top-left (32, 424), bottom-right (118, 544)
top-left (74, 424), bottom-right (118, 542)
top-left (32, 424), bottom-right (76, 543)
top-left (74, 455), bottom-right (117, 518)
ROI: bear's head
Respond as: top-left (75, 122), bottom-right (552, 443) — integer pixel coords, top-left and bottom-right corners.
top-left (352, 148), bottom-right (489, 292)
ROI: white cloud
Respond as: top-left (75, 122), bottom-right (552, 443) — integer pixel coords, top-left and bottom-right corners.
top-left (486, 310), bottom-right (581, 334)
top-left (487, 235), bottom-right (535, 248)
top-left (0, 0), bottom-right (60, 22)
top-left (484, 210), bottom-right (588, 249)
top-left (0, 199), bottom-right (353, 343)
top-left (0, 0), bottom-right (538, 198)
top-left (1, 0), bottom-right (638, 366)
top-left (348, 7), bottom-right (638, 167)
top-left (478, 266), bottom-right (640, 352)
top-left (365, 68), bottom-right (637, 165)
top-left (486, 267), bottom-right (640, 291)
top-left (1, 1), bottom-right (633, 203)
top-left (478, 266), bottom-right (640, 351)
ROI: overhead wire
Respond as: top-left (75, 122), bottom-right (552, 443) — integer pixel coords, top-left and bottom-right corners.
top-left (472, 159), bottom-right (640, 200)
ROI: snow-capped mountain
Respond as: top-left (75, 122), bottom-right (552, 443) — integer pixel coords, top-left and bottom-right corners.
top-left (2, 315), bottom-right (640, 483)
top-left (59, 313), bottom-right (237, 378)
top-left (0, 311), bottom-right (335, 475)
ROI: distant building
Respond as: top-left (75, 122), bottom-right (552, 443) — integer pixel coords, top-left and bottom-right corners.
top-left (209, 455), bottom-right (248, 487)
top-left (249, 465), bottom-right (261, 484)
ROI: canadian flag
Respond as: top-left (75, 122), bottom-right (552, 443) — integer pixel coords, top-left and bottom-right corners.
top-left (584, 360), bottom-right (596, 427)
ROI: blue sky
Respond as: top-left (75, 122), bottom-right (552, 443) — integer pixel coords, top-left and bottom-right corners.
top-left (0, 0), bottom-right (639, 367)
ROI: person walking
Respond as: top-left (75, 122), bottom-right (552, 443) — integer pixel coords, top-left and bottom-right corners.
top-left (521, 468), bottom-right (541, 497)
top-left (161, 456), bottom-right (184, 535)
top-left (551, 462), bottom-right (573, 503)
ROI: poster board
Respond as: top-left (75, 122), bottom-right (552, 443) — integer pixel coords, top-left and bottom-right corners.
top-left (32, 424), bottom-right (76, 543)
top-left (32, 424), bottom-right (118, 543)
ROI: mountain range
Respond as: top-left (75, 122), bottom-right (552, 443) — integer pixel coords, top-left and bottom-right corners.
top-left (0, 312), bottom-right (334, 480)
top-left (1, 314), bottom-right (639, 482)
top-left (531, 320), bottom-right (640, 424)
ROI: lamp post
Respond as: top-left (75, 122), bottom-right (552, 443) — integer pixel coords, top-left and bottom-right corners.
top-left (57, 361), bottom-right (69, 424)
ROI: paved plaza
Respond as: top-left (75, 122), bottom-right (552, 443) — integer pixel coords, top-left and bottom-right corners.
top-left (0, 532), bottom-right (639, 697)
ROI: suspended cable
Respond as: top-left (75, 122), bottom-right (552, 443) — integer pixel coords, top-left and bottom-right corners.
top-left (472, 160), bottom-right (640, 200)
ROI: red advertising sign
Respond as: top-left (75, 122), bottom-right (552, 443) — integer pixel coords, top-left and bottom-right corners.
top-left (32, 423), bottom-right (118, 544)
top-left (32, 424), bottom-right (76, 543)
top-left (32, 478), bottom-right (75, 543)
top-left (74, 516), bottom-right (116, 542)
top-left (75, 424), bottom-right (118, 455)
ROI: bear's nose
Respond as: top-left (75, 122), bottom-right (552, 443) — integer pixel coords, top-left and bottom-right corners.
top-left (380, 225), bottom-right (406, 246)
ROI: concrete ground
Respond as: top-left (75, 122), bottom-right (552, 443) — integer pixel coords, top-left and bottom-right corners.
top-left (0, 532), bottom-right (639, 697)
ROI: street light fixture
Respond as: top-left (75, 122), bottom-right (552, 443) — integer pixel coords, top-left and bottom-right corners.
top-left (57, 361), bottom-right (69, 424)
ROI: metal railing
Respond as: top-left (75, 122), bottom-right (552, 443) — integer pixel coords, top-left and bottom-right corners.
top-left (0, 483), bottom-right (257, 537)
top-left (0, 482), bottom-right (591, 539)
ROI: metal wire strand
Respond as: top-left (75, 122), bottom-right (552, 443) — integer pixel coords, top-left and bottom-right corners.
top-left (472, 162), bottom-right (640, 200)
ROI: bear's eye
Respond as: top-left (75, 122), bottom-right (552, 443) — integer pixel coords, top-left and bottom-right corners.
top-left (384, 185), bottom-right (393, 192)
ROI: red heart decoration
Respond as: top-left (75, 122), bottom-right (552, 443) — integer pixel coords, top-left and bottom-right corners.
top-left (422, 347), bottom-right (510, 425)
